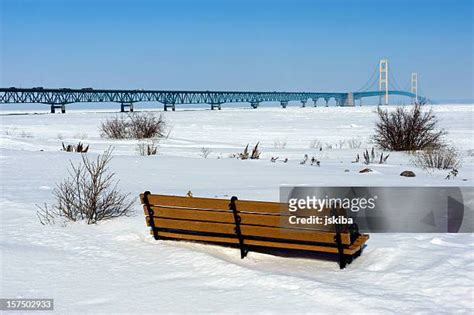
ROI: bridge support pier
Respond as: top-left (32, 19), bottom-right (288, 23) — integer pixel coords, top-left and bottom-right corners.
top-left (324, 98), bottom-right (330, 107)
top-left (250, 102), bottom-right (259, 109)
top-left (344, 93), bottom-right (355, 106)
top-left (280, 101), bottom-right (288, 108)
top-left (210, 103), bottom-right (222, 110)
top-left (164, 103), bottom-right (175, 111)
top-left (50, 104), bottom-right (66, 114)
top-left (120, 102), bottom-right (134, 112)
top-left (301, 100), bottom-right (306, 108)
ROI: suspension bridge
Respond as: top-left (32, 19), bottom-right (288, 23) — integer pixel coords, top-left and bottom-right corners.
top-left (0, 59), bottom-right (424, 113)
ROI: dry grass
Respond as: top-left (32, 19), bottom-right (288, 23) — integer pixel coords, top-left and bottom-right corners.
top-left (412, 147), bottom-right (461, 170)
top-left (200, 147), bottom-right (212, 158)
top-left (137, 140), bottom-right (159, 156)
top-left (274, 140), bottom-right (287, 149)
top-left (309, 139), bottom-right (322, 149)
top-left (237, 143), bottom-right (261, 160)
top-left (62, 142), bottom-right (89, 153)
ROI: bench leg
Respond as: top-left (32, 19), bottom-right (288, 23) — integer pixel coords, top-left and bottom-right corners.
top-left (143, 191), bottom-right (159, 240)
top-left (336, 235), bottom-right (347, 269)
top-left (229, 196), bottom-right (248, 259)
top-left (344, 247), bottom-right (363, 266)
top-left (332, 207), bottom-right (347, 269)
top-left (345, 255), bottom-right (353, 265)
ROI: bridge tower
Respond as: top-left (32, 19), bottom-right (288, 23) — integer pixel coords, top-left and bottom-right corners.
top-left (411, 72), bottom-right (418, 104)
top-left (379, 59), bottom-right (389, 105)
top-left (344, 92), bottom-right (354, 106)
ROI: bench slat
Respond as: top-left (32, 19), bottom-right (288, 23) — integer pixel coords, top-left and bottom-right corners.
top-left (152, 230), bottom-right (365, 255)
top-left (145, 206), bottom-right (341, 232)
top-left (141, 194), bottom-right (230, 211)
top-left (347, 234), bottom-right (370, 251)
top-left (148, 217), bottom-right (351, 245)
top-left (145, 206), bottom-right (234, 224)
top-left (236, 200), bottom-right (283, 214)
top-left (141, 194), bottom-right (284, 214)
top-left (144, 206), bottom-right (297, 228)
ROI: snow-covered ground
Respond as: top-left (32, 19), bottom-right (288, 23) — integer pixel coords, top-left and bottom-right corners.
top-left (1, 105), bottom-right (473, 313)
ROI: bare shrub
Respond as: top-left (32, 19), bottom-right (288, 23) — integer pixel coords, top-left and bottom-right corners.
top-left (137, 140), bottom-right (158, 156)
top-left (309, 139), bottom-right (322, 149)
top-left (62, 142), bottom-right (89, 153)
top-left (36, 149), bottom-right (134, 225)
top-left (100, 113), bottom-right (166, 140)
top-left (36, 203), bottom-right (59, 226)
top-left (274, 140), bottom-right (287, 149)
top-left (200, 147), bottom-right (212, 158)
top-left (100, 116), bottom-right (129, 139)
top-left (373, 103), bottom-right (446, 151)
top-left (128, 113), bottom-right (166, 139)
top-left (413, 147), bottom-right (461, 170)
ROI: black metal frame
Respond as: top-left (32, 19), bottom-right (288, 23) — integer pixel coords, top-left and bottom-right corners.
top-left (331, 207), bottom-right (347, 269)
top-left (143, 191), bottom-right (159, 240)
top-left (229, 196), bottom-right (248, 259)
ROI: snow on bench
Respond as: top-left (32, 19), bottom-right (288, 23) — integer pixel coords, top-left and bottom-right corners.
top-left (140, 192), bottom-right (369, 269)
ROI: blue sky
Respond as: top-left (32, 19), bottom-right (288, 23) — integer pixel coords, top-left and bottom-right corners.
top-left (1, 0), bottom-right (472, 101)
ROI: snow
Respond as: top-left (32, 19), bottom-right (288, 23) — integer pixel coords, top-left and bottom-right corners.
top-left (1, 104), bottom-right (473, 313)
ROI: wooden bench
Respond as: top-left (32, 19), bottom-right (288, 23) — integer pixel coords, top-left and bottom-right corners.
top-left (140, 192), bottom-right (369, 269)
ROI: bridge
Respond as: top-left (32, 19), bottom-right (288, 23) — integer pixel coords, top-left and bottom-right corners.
top-left (0, 60), bottom-right (423, 113)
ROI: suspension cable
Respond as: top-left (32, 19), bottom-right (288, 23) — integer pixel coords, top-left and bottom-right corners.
top-left (388, 69), bottom-right (404, 91)
top-left (357, 64), bottom-right (379, 92)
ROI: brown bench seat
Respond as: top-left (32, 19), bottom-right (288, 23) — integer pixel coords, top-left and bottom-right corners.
top-left (140, 192), bottom-right (369, 269)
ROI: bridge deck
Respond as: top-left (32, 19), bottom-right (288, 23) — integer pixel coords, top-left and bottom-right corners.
top-left (0, 88), bottom-right (418, 111)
